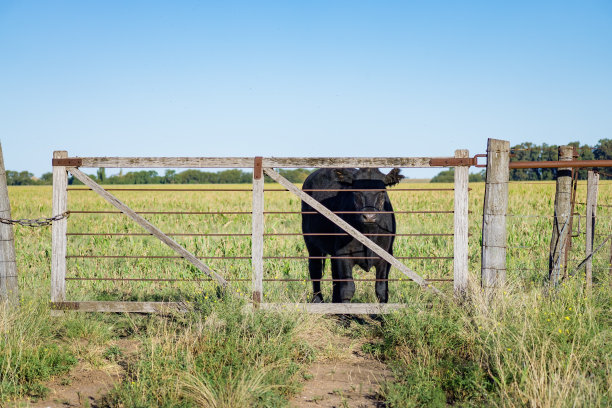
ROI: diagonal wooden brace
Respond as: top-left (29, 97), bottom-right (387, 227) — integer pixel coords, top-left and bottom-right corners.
top-left (263, 167), bottom-right (442, 296)
top-left (68, 167), bottom-right (228, 288)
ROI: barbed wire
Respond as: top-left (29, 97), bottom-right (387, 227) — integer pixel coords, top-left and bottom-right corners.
top-left (0, 211), bottom-right (70, 227)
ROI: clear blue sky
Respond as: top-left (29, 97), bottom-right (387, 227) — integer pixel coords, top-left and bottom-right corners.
top-left (1, 1), bottom-right (611, 178)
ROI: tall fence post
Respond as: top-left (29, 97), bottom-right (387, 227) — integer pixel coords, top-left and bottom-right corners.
top-left (585, 170), bottom-right (599, 292)
top-left (481, 139), bottom-right (509, 293)
top-left (454, 149), bottom-right (469, 298)
top-left (51, 151), bottom-right (68, 311)
top-left (0, 142), bottom-right (18, 305)
top-left (549, 146), bottom-right (573, 286)
top-left (251, 157), bottom-right (264, 307)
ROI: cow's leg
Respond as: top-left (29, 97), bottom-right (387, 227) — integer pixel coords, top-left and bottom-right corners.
top-left (375, 260), bottom-right (391, 303)
top-left (331, 259), bottom-right (355, 303)
top-left (306, 242), bottom-right (325, 303)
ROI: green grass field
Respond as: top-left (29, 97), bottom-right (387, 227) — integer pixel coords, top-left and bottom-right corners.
top-left (1, 180), bottom-right (611, 407)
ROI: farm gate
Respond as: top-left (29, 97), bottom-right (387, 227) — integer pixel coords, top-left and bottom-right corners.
top-left (49, 152), bottom-right (475, 314)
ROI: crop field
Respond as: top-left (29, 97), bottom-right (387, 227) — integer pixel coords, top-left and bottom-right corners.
top-left (2, 179), bottom-right (611, 407)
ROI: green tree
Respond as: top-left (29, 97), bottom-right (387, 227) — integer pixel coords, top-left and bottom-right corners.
top-left (469, 170), bottom-right (485, 182)
top-left (593, 138), bottom-right (612, 179)
top-left (97, 168), bottom-right (106, 183)
top-left (430, 169), bottom-right (454, 183)
top-left (431, 168), bottom-right (485, 183)
top-left (6, 170), bottom-right (36, 185)
top-left (40, 172), bottom-right (53, 185)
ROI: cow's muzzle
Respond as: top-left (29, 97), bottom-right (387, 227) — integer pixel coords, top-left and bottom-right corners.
top-left (360, 208), bottom-right (379, 224)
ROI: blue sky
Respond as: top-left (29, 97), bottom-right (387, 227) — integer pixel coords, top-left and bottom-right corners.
top-left (1, 1), bottom-right (611, 178)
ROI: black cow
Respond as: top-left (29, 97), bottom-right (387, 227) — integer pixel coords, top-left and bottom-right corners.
top-left (301, 168), bottom-right (404, 303)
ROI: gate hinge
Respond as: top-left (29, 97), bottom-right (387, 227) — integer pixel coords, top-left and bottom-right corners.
top-left (429, 157), bottom-right (477, 167)
top-left (254, 156), bottom-right (263, 179)
top-left (52, 158), bottom-right (82, 167)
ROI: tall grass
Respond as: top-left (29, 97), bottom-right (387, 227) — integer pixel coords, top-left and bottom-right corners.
top-left (375, 276), bottom-right (611, 407)
top-left (100, 298), bottom-right (317, 407)
top-left (1, 180), bottom-right (611, 406)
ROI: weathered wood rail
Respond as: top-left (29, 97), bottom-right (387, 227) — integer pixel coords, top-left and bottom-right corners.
top-left (49, 142), bottom-right (610, 314)
top-left (50, 153), bottom-right (471, 314)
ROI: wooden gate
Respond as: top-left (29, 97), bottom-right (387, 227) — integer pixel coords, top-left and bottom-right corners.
top-left (50, 152), bottom-right (472, 314)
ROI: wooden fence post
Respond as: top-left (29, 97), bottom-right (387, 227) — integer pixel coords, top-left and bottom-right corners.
top-left (454, 149), bottom-right (469, 298)
top-left (0, 142), bottom-right (18, 305)
top-left (51, 151), bottom-right (68, 310)
top-left (549, 146), bottom-right (573, 286)
top-left (481, 139), bottom-right (509, 293)
top-left (251, 157), bottom-right (264, 307)
top-left (585, 170), bottom-right (599, 292)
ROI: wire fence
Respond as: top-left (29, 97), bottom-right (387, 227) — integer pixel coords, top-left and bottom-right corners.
top-left (65, 176), bottom-right (458, 300)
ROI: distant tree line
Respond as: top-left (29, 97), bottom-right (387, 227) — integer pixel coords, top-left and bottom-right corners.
top-left (430, 169), bottom-right (486, 183)
top-left (5, 168), bottom-right (314, 186)
top-left (431, 138), bottom-right (612, 182)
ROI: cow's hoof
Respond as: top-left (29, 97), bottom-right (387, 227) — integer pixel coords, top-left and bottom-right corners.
top-left (311, 294), bottom-right (324, 303)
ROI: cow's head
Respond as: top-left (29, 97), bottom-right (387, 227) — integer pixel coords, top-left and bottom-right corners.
top-left (335, 168), bottom-right (404, 225)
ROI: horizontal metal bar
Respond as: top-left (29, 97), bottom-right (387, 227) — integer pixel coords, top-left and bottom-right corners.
top-left (67, 187), bottom-right (456, 192)
top-left (70, 210), bottom-right (253, 215)
top-left (52, 158), bottom-right (83, 166)
top-left (66, 255), bottom-right (453, 260)
top-left (510, 159), bottom-right (612, 169)
top-left (68, 210), bottom-right (457, 215)
top-left (66, 232), bottom-right (455, 237)
top-left (66, 277), bottom-right (452, 282)
top-left (66, 255), bottom-right (253, 259)
top-left (429, 157), bottom-right (476, 166)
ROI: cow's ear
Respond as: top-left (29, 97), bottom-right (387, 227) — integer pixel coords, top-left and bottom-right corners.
top-left (334, 169), bottom-right (353, 184)
top-left (384, 168), bottom-right (404, 186)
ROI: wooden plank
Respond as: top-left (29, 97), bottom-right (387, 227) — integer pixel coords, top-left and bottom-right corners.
top-left (50, 301), bottom-right (189, 313)
top-left (251, 158), bottom-right (264, 304)
top-left (481, 139), bottom-right (509, 291)
top-left (51, 151), bottom-right (68, 304)
top-left (263, 167), bottom-right (442, 296)
top-left (67, 167), bottom-right (228, 288)
top-left (454, 149), bottom-right (469, 297)
top-left (585, 170), bottom-right (599, 292)
top-left (258, 302), bottom-right (407, 314)
top-left (78, 157), bottom-right (254, 168)
top-left (549, 146), bottom-right (573, 285)
top-left (0, 141), bottom-right (18, 305)
top-left (71, 156), bottom-right (450, 169)
top-left (264, 157), bottom-right (438, 168)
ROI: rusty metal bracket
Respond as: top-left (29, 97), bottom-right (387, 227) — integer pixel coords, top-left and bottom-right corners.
top-left (429, 157), bottom-right (477, 167)
top-left (254, 156), bottom-right (263, 179)
top-left (50, 301), bottom-right (79, 310)
top-left (52, 158), bottom-right (82, 167)
top-left (473, 154), bottom-right (487, 168)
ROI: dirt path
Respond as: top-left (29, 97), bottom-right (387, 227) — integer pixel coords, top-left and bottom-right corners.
top-left (22, 339), bottom-right (139, 408)
top-left (292, 322), bottom-right (392, 408)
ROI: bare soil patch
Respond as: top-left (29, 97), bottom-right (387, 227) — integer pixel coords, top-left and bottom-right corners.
top-left (21, 339), bottom-right (139, 408)
top-left (292, 320), bottom-right (392, 408)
